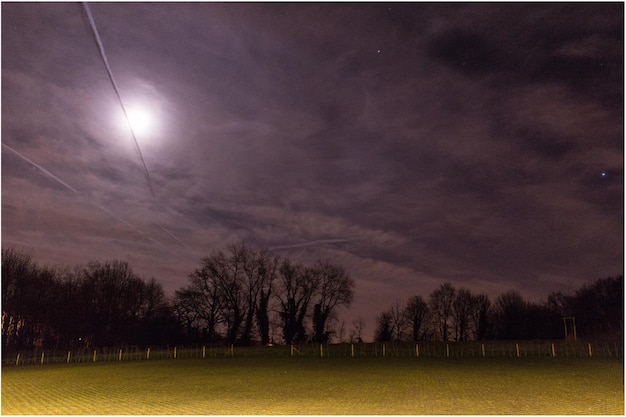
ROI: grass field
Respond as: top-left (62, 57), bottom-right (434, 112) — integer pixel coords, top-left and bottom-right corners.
top-left (2, 356), bottom-right (623, 415)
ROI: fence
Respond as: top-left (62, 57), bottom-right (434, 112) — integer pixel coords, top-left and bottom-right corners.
top-left (303, 339), bottom-right (623, 359)
top-left (3, 339), bottom-right (622, 367)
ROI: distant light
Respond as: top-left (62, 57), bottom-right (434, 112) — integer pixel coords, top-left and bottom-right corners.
top-left (601, 171), bottom-right (607, 177)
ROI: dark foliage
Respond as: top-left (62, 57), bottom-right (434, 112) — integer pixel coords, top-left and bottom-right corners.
top-left (374, 277), bottom-right (622, 342)
top-left (1, 246), bottom-right (621, 351)
top-left (2, 249), bottom-right (182, 353)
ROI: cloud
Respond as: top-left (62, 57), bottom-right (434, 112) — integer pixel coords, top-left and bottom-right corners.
top-left (2, 3), bottom-right (622, 342)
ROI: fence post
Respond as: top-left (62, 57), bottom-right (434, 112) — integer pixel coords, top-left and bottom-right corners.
top-left (351, 344), bottom-right (355, 358)
top-left (516, 343), bottom-right (520, 358)
top-left (118, 349), bottom-right (122, 361)
top-left (174, 346), bottom-right (177, 359)
top-left (16, 353), bottom-right (20, 366)
top-left (551, 343), bottom-right (556, 358)
top-left (93, 350), bottom-right (97, 362)
top-left (588, 343), bottom-right (592, 357)
top-left (41, 352), bottom-right (45, 365)
top-left (382, 343), bottom-right (386, 358)
top-left (320, 344), bottom-right (323, 357)
top-left (446, 344), bottom-right (450, 357)
top-left (415, 344), bottom-right (419, 358)
top-left (67, 351), bottom-right (71, 364)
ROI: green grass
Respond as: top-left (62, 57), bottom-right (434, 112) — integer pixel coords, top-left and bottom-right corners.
top-left (2, 356), bottom-right (623, 415)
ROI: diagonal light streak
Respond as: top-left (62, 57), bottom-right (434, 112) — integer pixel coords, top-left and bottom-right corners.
top-left (155, 221), bottom-right (196, 253)
top-left (82, 2), bottom-right (155, 198)
top-left (2, 142), bottom-right (162, 247)
top-left (2, 142), bottom-right (80, 194)
top-left (270, 238), bottom-right (358, 251)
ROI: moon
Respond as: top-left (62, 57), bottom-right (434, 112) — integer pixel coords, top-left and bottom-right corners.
top-left (112, 98), bottom-right (163, 148)
top-left (125, 105), bottom-right (154, 138)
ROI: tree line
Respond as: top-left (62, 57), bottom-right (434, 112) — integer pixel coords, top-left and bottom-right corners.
top-left (1, 245), bottom-right (354, 352)
top-left (2, 245), bottom-right (622, 353)
top-left (374, 278), bottom-right (623, 343)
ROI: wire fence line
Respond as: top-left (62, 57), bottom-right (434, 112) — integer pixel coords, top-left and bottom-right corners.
top-left (3, 339), bottom-right (622, 367)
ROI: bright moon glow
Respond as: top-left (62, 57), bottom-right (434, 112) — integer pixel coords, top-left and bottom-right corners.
top-left (125, 105), bottom-right (153, 137)
top-left (114, 101), bottom-right (161, 146)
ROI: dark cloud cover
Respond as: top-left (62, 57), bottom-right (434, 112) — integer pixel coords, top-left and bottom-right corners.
top-left (2, 3), bottom-right (623, 339)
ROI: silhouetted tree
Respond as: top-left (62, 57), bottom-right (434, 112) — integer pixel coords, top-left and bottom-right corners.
top-left (276, 259), bottom-right (318, 344)
top-left (374, 311), bottom-right (393, 342)
top-left (453, 288), bottom-right (474, 341)
top-left (389, 300), bottom-right (407, 341)
top-left (2, 248), bottom-right (42, 351)
top-left (49, 265), bottom-right (88, 349)
top-left (429, 283), bottom-right (456, 341)
top-left (4, 244), bottom-right (622, 351)
top-left (256, 291), bottom-right (272, 345)
top-left (138, 278), bottom-right (178, 345)
top-left (81, 260), bottom-right (147, 346)
top-left (569, 276), bottom-right (623, 339)
top-left (525, 300), bottom-right (562, 339)
top-left (175, 261), bottom-right (223, 343)
top-left (492, 290), bottom-right (527, 340)
top-left (350, 317), bottom-right (366, 343)
top-left (311, 261), bottom-right (355, 343)
top-left (255, 252), bottom-right (279, 345)
top-left (405, 295), bottom-right (429, 341)
top-left (2, 249), bottom-right (180, 351)
top-left (234, 245), bottom-right (279, 345)
top-left (471, 293), bottom-right (491, 340)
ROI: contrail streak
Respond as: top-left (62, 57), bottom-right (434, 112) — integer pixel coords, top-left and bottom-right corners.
top-left (82, 2), bottom-right (155, 198)
top-left (2, 143), bottom-right (80, 194)
top-left (3, 142), bottom-right (194, 255)
top-left (270, 238), bottom-right (357, 251)
top-left (155, 221), bottom-right (196, 252)
top-left (4, 4), bottom-right (198, 261)
top-left (81, 3), bottom-right (197, 252)
top-left (92, 202), bottom-right (163, 247)
top-left (2, 142), bottom-right (161, 247)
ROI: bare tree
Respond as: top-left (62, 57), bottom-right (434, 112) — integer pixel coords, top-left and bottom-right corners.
top-left (252, 248), bottom-right (279, 345)
top-left (374, 310), bottom-right (393, 342)
top-left (312, 261), bottom-right (355, 343)
top-left (405, 295), bottom-right (429, 341)
top-left (471, 293), bottom-right (491, 340)
top-left (275, 259), bottom-right (318, 344)
top-left (81, 260), bottom-right (147, 346)
top-left (350, 316), bottom-right (366, 343)
top-left (389, 300), bottom-right (407, 341)
top-left (2, 248), bottom-right (39, 351)
top-left (492, 290), bottom-right (527, 339)
top-left (174, 279), bottom-right (221, 343)
top-left (429, 283), bottom-right (456, 341)
top-left (452, 288), bottom-right (474, 341)
top-left (234, 245), bottom-right (277, 345)
top-left (181, 249), bottom-right (246, 345)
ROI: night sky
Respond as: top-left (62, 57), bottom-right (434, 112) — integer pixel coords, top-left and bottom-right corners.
top-left (2, 3), bottom-right (623, 340)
